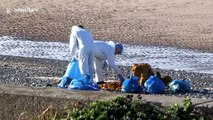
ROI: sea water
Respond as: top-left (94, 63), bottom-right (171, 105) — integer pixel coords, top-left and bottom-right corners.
top-left (0, 36), bottom-right (212, 74)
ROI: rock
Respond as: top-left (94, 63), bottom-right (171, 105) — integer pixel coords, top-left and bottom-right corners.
top-left (31, 82), bottom-right (37, 86)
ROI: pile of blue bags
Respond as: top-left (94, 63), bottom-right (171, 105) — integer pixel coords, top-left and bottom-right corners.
top-left (121, 75), bottom-right (165, 94)
top-left (57, 59), bottom-right (98, 91)
top-left (121, 75), bottom-right (191, 94)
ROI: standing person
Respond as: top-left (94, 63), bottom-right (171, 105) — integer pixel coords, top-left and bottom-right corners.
top-left (69, 25), bottom-right (95, 77)
top-left (93, 41), bottom-right (125, 84)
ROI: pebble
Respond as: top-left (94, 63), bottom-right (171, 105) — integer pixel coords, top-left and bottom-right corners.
top-left (36, 84), bottom-right (43, 87)
top-left (31, 82), bottom-right (37, 86)
top-left (0, 55), bottom-right (213, 100)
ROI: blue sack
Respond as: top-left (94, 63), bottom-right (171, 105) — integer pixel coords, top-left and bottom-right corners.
top-left (121, 76), bottom-right (143, 93)
top-left (169, 80), bottom-right (190, 93)
top-left (64, 59), bottom-right (81, 79)
top-left (68, 75), bottom-right (99, 91)
top-left (57, 76), bottom-right (72, 88)
top-left (144, 76), bottom-right (165, 94)
top-left (57, 59), bottom-right (81, 88)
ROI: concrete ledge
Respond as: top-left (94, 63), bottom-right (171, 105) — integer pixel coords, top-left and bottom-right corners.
top-left (0, 84), bottom-right (213, 119)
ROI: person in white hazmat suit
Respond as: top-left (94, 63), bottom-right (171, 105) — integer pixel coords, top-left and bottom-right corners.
top-left (93, 41), bottom-right (125, 84)
top-left (69, 25), bottom-right (95, 77)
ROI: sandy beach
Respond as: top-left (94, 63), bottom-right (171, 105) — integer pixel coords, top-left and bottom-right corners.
top-left (0, 0), bottom-right (213, 52)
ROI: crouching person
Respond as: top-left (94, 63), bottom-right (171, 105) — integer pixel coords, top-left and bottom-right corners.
top-left (93, 41), bottom-right (125, 84)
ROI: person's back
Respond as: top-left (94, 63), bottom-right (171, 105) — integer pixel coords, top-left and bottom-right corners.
top-left (76, 28), bottom-right (94, 52)
top-left (94, 41), bottom-right (115, 61)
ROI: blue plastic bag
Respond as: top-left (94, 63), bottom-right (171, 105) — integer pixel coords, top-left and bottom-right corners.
top-left (57, 59), bottom-right (81, 88)
top-left (169, 80), bottom-right (190, 93)
top-left (144, 75), bottom-right (165, 94)
top-left (64, 59), bottom-right (81, 79)
top-left (57, 76), bottom-right (72, 88)
top-left (68, 75), bottom-right (99, 91)
top-left (121, 76), bottom-right (143, 93)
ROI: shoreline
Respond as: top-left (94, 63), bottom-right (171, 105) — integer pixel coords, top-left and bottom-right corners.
top-left (1, 36), bottom-right (213, 74)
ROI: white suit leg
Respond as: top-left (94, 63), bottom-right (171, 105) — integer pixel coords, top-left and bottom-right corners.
top-left (88, 51), bottom-right (94, 78)
top-left (94, 58), bottom-right (104, 83)
top-left (78, 51), bottom-right (89, 76)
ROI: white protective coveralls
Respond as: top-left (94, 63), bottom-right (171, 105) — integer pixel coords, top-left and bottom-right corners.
top-left (93, 41), bottom-right (121, 82)
top-left (69, 26), bottom-right (94, 76)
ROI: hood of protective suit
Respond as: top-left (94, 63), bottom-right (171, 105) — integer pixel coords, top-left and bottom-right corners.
top-left (108, 41), bottom-right (116, 50)
top-left (71, 26), bottom-right (82, 35)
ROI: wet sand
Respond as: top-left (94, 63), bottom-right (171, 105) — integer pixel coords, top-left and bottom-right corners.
top-left (0, 0), bottom-right (213, 52)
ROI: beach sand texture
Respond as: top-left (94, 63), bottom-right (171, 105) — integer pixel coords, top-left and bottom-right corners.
top-left (0, 0), bottom-right (213, 52)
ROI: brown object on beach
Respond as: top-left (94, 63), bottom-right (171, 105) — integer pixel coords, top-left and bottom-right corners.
top-left (131, 63), bottom-right (154, 86)
top-left (162, 76), bottom-right (172, 86)
top-left (156, 71), bottom-right (172, 86)
top-left (53, 80), bottom-right (61, 85)
top-left (99, 82), bottom-right (122, 91)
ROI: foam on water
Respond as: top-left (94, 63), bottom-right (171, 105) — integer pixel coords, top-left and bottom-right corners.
top-left (0, 36), bottom-right (70, 61)
top-left (0, 36), bottom-right (213, 74)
